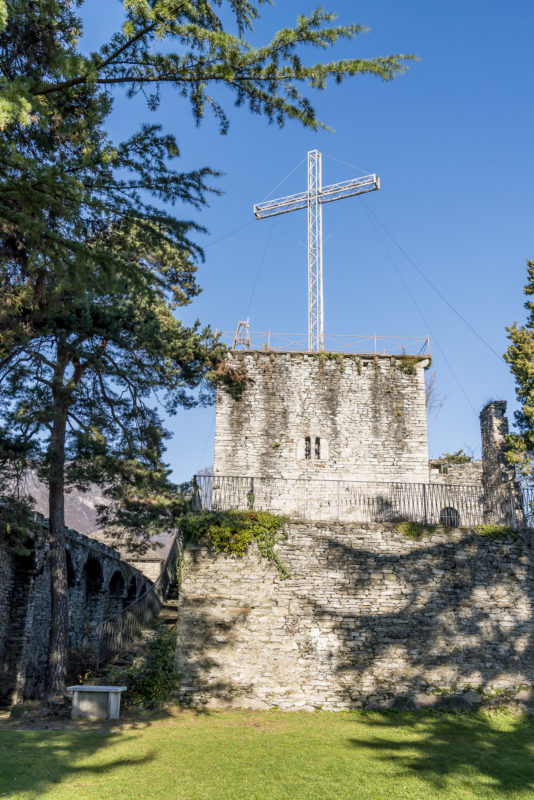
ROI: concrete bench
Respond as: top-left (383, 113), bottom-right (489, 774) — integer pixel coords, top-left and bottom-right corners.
top-left (67, 685), bottom-right (127, 720)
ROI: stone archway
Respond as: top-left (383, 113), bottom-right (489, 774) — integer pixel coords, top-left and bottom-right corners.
top-left (84, 557), bottom-right (103, 594)
top-left (81, 557), bottom-right (104, 648)
top-left (107, 570), bottom-right (125, 618)
top-left (440, 506), bottom-right (460, 527)
top-left (66, 549), bottom-right (76, 588)
top-left (124, 576), bottom-right (137, 610)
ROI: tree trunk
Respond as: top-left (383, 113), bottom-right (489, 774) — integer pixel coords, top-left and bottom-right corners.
top-left (45, 372), bottom-right (69, 696)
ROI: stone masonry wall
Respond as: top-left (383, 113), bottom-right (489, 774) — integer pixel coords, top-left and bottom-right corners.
top-left (0, 536), bottom-right (15, 676)
top-left (480, 401), bottom-right (517, 492)
top-left (0, 523), bottom-right (151, 703)
top-left (429, 460), bottom-right (484, 486)
top-left (479, 401), bottom-right (524, 525)
top-left (176, 522), bottom-right (534, 710)
top-left (214, 352), bottom-right (430, 485)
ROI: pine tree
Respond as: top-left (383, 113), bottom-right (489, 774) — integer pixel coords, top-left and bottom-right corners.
top-left (0, 2), bottom-right (414, 694)
top-left (1, 1), bottom-right (414, 281)
top-left (505, 260), bottom-right (534, 474)
top-left (1, 262), bottom-right (244, 693)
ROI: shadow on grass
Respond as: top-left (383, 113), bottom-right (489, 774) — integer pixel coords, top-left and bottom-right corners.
top-left (348, 711), bottom-right (534, 794)
top-left (0, 715), bottom-right (162, 797)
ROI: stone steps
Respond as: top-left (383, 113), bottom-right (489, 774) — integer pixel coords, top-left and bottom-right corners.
top-left (88, 581), bottom-right (179, 684)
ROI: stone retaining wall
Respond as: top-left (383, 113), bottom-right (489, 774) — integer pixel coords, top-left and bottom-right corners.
top-left (176, 522), bottom-right (534, 710)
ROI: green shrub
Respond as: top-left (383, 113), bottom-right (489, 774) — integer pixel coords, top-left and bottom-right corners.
top-left (181, 509), bottom-right (289, 578)
top-left (396, 521), bottom-right (517, 540)
top-left (396, 355), bottom-right (420, 375)
top-left (439, 449), bottom-right (473, 464)
top-left (111, 623), bottom-right (179, 710)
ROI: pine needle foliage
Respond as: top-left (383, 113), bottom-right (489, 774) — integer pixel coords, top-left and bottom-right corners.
top-left (505, 260), bottom-right (534, 475)
top-left (438, 450), bottom-right (473, 465)
top-left (0, 1), bottom-right (413, 694)
top-left (0, 1), bottom-right (415, 297)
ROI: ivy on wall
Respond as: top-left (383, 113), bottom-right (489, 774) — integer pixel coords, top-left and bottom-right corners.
top-left (181, 510), bottom-right (290, 578)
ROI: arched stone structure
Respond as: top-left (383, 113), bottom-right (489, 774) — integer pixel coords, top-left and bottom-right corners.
top-left (125, 576), bottom-right (137, 609)
top-left (0, 551), bottom-right (39, 704)
top-left (0, 520), bottom-right (151, 703)
top-left (84, 557), bottom-right (104, 595)
top-left (439, 506), bottom-right (460, 527)
top-left (66, 549), bottom-right (76, 588)
top-left (138, 581), bottom-right (150, 599)
top-left (107, 570), bottom-right (126, 618)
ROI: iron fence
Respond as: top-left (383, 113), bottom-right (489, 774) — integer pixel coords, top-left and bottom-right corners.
top-left (519, 481), bottom-right (534, 527)
top-left (95, 533), bottom-right (179, 667)
top-left (193, 474), bottom-right (524, 529)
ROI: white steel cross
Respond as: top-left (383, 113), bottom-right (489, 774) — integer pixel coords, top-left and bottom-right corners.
top-left (254, 150), bottom-right (380, 352)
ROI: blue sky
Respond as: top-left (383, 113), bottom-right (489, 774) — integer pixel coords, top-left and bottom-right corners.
top-left (82, 1), bottom-right (534, 480)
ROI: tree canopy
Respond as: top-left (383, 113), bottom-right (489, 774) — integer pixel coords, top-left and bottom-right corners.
top-left (438, 450), bottom-right (473, 465)
top-left (1, 1), bottom-right (412, 129)
top-left (0, 1), bottom-right (414, 312)
top-left (0, 0), bottom-right (414, 693)
top-left (505, 259), bottom-right (534, 475)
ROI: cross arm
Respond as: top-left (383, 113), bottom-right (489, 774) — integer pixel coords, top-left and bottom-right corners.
top-left (254, 189), bottom-right (310, 219)
top-left (319, 175), bottom-right (380, 205)
top-left (254, 174), bottom-right (380, 219)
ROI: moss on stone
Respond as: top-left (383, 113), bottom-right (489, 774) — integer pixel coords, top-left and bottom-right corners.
top-left (396, 521), bottom-right (437, 540)
top-left (475, 524), bottom-right (516, 538)
top-left (396, 355), bottom-right (420, 375)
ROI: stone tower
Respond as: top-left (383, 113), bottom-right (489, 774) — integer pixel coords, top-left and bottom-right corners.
top-left (480, 401), bottom-right (516, 492)
top-left (479, 400), bottom-right (525, 525)
top-left (214, 351), bottom-right (430, 484)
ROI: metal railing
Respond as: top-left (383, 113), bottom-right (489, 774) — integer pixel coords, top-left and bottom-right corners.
top-left (95, 533), bottom-right (180, 667)
top-left (193, 474), bottom-right (524, 529)
top-left (217, 331), bottom-right (431, 356)
top-left (520, 481), bottom-right (534, 527)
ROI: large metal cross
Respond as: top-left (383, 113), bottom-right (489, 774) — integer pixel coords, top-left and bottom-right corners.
top-left (254, 150), bottom-right (380, 352)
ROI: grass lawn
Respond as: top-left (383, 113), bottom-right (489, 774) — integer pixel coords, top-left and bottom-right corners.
top-left (1, 709), bottom-right (534, 799)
